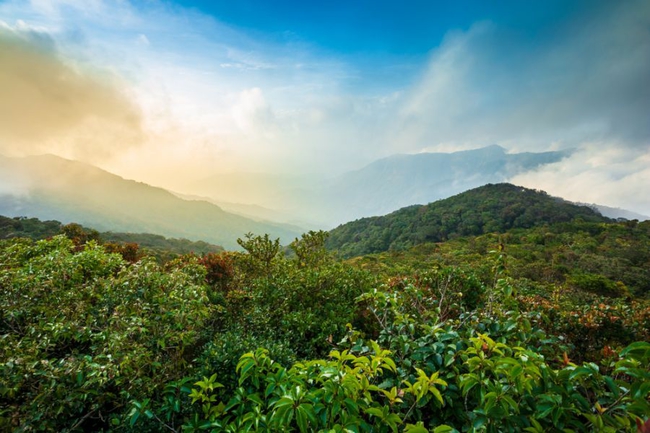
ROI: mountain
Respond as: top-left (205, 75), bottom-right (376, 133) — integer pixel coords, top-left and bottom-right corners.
top-left (182, 171), bottom-right (331, 227)
top-left (326, 183), bottom-right (610, 258)
top-left (0, 155), bottom-right (302, 249)
top-left (183, 145), bottom-right (570, 227)
top-left (170, 191), bottom-right (316, 230)
top-left (0, 215), bottom-right (62, 240)
top-left (320, 145), bottom-right (570, 224)
top-left (587, 204), bottom-right (649, 221)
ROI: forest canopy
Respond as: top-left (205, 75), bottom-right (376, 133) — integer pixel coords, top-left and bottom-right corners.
top-left (1, 213), bottom-right (649, 431)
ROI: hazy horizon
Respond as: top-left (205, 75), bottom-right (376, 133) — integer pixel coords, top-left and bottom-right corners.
top-left (1, 0), bottom-right (649, 216)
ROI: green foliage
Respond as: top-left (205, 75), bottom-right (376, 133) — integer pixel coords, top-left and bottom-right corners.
top-left (60, 223), bottom-right (101, 248)
top-left (237, 233), bottom-right (281, 276)
top-left (214, 233), bottom-right (376, 361)
top-left (326, 183), bottom-right (609, 258)
top-left (102, 232), bottom-right (224, 263)
top-left (567, 273), bottom-right (629, 298)
top-left (0, 215), bottom-right (62, 240)
top-left (348, 219), bottom-right (650, 298)
top-left (0, 214), bottom-right (224, 263)
top-left (1, 221), bottom-right (649, 432)
top-left (181, 345), bottom-right (453, 432)
top-left (348, 220), bottom-right (650, 364)
top-left (0, 236), bottom-right (213, 431)
top-left (290, 230), bottom-right (331, 268)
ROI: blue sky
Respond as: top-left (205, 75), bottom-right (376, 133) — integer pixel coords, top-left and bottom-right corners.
top-left (174, 0), bottom-right (587, 54)
top-left (0, 0), bottom-right (649, 214)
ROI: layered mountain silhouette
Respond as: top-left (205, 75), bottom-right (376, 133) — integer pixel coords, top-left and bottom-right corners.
top-left (0, 154), bottom-right (302, 249)
top-left (186, 145), bottom-right (571, 227)
top-left (319, 145), bottom-right (570, 224)
top-left (2, 148), bottom-right (639, 252)
top-left (584, 204), bottom-right (649, 221)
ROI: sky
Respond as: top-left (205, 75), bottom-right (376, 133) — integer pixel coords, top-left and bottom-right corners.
top-left (0, 0), bottom-right (649, 215)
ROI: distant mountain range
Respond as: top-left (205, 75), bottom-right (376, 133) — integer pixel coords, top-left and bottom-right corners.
top-left (0, 154), bottom-right (302, 249)
top-left (584, 204), bottom-right (649, 221)
top-left (186, 145), bottom-right (572, 227)
top-left (319, 145), bottom-right (570, 224)
top-left (326, 183), bottom-right (611, 258)
top-left (171, 191), bottom-right (316, 230)
top-left (1, 149), bottom-right (643, 251)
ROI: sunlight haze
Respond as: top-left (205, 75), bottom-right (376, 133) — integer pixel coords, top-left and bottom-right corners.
top-left (1, 0), bottom-right (649, 217)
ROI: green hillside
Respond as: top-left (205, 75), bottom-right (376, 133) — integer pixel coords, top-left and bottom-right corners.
top-left (2, 186), bottom-right (649, 432)
top-left (0, 215), bottom-right (223, 262)
top-left (326, 183), bottom-right (610, 257)
top-left (187, 145), bottom-right (569, 227)
top-left (0, 215), bottom-right (62, 240)
top-left (349, 219), bottom-right (650, 297)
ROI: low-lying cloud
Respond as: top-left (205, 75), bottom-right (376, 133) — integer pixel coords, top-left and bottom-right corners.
top-left (393, 0), bottom-right (650, 154)
top-left (387, 1), bottom-right (650, 214)
top-left (0, 26), bottom-right (144, 163)
top-left (512, 146), bottom-right (650, 217)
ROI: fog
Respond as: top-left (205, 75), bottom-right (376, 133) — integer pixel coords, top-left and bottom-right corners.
top-left (0, 0), bottom-right (648, 216)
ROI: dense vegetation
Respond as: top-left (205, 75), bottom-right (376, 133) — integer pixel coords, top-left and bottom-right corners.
top-left (1, 219), bottom-right (649, 431)
top-left (0, 216), bottom-right (62, 240)
top-left (350, 219), bottom-right (650, 299)
top-left (0, 215), bottom-right (223, 263)
top-left (326, 184), bottom-right (610, 258)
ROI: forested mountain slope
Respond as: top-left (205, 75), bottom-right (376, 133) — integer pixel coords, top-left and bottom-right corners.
top-left (326, 183), bottom-right (610, 257)
top-left (0, 215), bottom-right (223, 261)
top-left (2, 229), bottom-right (648, 432)
top-left (349, 218), bottom-right (650, 298)
top-left (323, 145), bottom-right (568, 222)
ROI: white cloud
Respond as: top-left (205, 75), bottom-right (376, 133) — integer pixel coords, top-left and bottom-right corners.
top-left (512, 146), bottom-right (650, 215)
top-left (393, 1), bottom-right (650, 154)
top-left (231, 88), bottom-right (273, 133)
top-left (0, 0), bottom-right (648, 214)
top-left (385, 1), bottom-right (650, 213)
top-left (0, 27), bottom-right (144, 162)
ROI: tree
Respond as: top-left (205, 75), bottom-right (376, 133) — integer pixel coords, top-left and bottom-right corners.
top-left (290, 230), bottom-right (330, 268)
top-left (237, 233), bottom-right (281, 275)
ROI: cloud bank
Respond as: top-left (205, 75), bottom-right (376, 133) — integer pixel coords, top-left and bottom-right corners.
top-left (0, 0), bottom-right (648, 215)
top-left (390, 1), bottom-right (650, 214)
top-left (394, 1), bottom-right (650, 153)
top-left (0, 26), bottom-right (144, 163)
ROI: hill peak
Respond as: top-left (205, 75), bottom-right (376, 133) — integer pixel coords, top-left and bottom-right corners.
top-left (326, 183), bottom-right (609, 257)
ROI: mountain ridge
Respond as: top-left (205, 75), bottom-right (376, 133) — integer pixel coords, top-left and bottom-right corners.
top-left (326, 183), bottom-right (610, 258)
top-left (182, 145), bottom-right (572, 227)
top-left (323, 146), bottom-right (571, 223)
top-left (0, 154), bottom-right (302, 249)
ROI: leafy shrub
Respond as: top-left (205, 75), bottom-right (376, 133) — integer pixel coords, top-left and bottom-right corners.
top-left (567, 272), bottom-right (629, 298)
top-left (2, 229), bottom-right (649, 432)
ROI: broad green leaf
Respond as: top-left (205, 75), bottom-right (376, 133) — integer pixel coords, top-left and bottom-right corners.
top-left (404, 424), bottom-right (429, 433)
